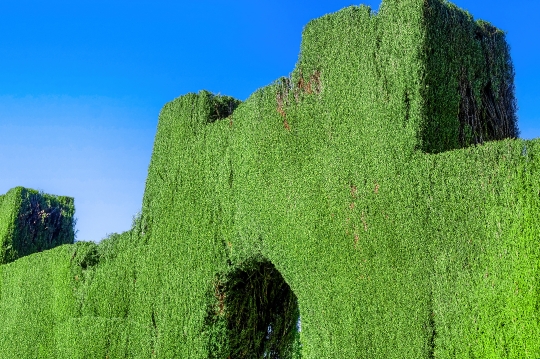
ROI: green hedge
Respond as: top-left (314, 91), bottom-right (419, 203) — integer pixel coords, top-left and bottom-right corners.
top-left (1, 0), bottom-right (537, 358)
top-left (0, 245), bottom-right (76, 358)
top-left (55, 316), bottom-right (153, 359)
top-left (0, 187), bottom-right (75, 264)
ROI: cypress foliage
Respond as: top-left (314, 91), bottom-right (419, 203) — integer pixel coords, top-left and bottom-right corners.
top-left (0, 187), bottom-right (75, 264)
top-left (0, 1), bottom-right (536, 358)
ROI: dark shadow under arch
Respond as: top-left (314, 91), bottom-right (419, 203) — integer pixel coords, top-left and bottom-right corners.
top-left (205, 259), bottom-right (301, 359)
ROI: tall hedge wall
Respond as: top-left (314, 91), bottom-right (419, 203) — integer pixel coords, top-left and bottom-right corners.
top-left (1, 0), bottom-right (538, 358)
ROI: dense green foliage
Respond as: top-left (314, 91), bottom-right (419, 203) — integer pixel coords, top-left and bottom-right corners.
top-left (421, 1), bottom-right (519, 153)
top-left (1, 0), bottom-right (538, 358)
top-left (205, 260), bottom-right (301, 359)
top-left (0, 187), bottom-right (75, 264)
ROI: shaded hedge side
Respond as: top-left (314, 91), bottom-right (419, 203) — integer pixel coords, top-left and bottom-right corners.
top-left (0, 187), bottom-right (75, 264)
top-left (0, 0), bottom-right (536, 358)
top-left (421, 0), bottom-right (519, 153)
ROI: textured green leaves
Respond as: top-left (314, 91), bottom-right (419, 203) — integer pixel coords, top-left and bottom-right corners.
top-left (0, 0), bottom-right (535, 358)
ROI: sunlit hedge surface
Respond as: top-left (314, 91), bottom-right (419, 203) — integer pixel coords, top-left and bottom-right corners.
top-left (1, 0), bottom-right (539, 358)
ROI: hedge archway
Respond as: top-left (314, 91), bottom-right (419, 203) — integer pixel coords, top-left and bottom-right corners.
top-left (206, 259), bottom-right (301, 359)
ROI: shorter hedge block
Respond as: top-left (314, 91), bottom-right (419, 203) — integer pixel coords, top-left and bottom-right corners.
top-left (0, 187), bottom-right (76, 264)
top-left (0, 245), bottom-right (76, 359)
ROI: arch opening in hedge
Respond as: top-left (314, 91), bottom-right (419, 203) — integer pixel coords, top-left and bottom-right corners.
top-left (206, 259), bottom-right (301, 359)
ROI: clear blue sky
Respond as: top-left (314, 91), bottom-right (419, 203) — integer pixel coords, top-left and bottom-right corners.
top-left (1, 1), bottom-right (538, 242)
